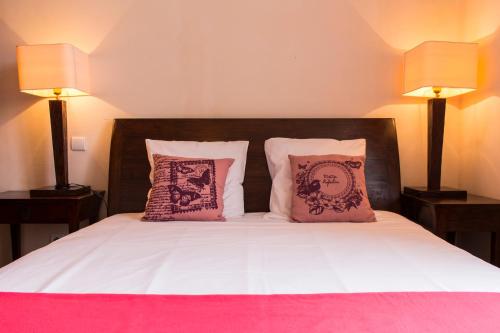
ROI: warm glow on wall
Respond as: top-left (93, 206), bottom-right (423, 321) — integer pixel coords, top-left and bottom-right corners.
top-left (16, 43), bottom-right (90, 98)
top-left (403, 41), bottom-right (478, 98)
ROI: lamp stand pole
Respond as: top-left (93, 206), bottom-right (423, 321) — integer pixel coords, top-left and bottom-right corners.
top-left (404, 98), bottom-right (468, 199)
top-left (427, 98), bottom-right (446, 190)
top-left (49, 99), bottom-right (69, 189)
top-left (29, 99), bottom-right (91, 197)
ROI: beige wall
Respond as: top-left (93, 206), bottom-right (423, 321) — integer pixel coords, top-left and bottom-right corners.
top-left (0, 0), bottom-right (469, 265)
top-left (449, 0), bottom-right (500, 260)
top-left (460, 0), bottom-right (500, 198)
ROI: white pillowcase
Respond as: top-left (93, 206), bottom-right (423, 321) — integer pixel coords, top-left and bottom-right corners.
top-left (145, 139), bottom-right (249, 218)
top-left (264, 137), bottom-right (366, 219)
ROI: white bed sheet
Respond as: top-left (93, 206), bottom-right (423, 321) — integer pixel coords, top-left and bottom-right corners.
top-left (0, 211), bottom-right (499, 294)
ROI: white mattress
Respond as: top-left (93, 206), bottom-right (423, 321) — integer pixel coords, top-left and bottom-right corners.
top-left (0, 211), bottom-right (499, 294)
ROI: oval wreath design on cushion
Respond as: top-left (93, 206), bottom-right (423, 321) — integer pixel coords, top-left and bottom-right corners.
top-left (289, 154), bottom-right (376, 222)
top-left (297, 160), bottom-right (363, 215)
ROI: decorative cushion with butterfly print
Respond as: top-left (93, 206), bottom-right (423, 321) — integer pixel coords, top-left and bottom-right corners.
top-left (145, 139), bottom-right (249, 218)
top-left (143, 155), bottom-right (234, 221)
top-left (288, 154), bottom-right (376, 222)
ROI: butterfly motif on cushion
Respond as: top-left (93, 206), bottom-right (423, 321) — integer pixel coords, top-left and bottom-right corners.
top-left (176, 164), bottom-right (194, 174)
top-left (297, 179), bottom-right (321, 198)
top-left (168, 185), bottom-right (201, 206)
top-left (345, 161), bottom-right (362, 169)
top-left (298, 163), bottom-right (308, 170)
top-left (188, 169), bottom-right (210, 189)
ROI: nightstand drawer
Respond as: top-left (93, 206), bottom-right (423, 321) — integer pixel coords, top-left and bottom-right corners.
top-left (0, 202), bottom-right (73, 224)
top-left (443, 207), bottom-right (500, 232)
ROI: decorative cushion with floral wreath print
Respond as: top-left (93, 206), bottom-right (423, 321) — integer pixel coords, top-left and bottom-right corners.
top-left (288, 154), bottom-right (376, 222)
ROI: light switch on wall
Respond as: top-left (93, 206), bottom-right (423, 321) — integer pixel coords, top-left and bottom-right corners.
top-left (71, 137), bottom-right (87, 151)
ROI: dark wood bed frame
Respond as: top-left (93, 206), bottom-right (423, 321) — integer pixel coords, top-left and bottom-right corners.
top-left (108, 118), bottom-right (401, 216)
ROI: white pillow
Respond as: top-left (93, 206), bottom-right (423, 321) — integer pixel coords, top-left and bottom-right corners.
top-left (145, 139), bottom-right (249, 218)
top-left (264, 137), bottom-right (366, 219)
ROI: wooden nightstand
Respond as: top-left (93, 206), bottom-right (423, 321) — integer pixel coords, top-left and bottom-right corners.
top-left (0, 191), bottom-right (105, 261)
top-left (401, 193), bottom-right (500, 268)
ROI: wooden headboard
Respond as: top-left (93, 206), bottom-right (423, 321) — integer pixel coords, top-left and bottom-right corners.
top-left (108, 118), bottom-right (401, 215)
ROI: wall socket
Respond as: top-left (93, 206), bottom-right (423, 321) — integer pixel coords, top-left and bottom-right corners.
top-left (71, 136), bottom-right (87, 151)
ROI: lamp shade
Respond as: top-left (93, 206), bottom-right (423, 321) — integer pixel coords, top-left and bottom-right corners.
top-left (16, 43), bottom-right (90, 98)
top-left (403, 41), bottom-right (478, 98)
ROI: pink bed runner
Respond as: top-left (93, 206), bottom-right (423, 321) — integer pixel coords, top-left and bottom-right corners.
top-left (1, 292), bottom-right (499, 332)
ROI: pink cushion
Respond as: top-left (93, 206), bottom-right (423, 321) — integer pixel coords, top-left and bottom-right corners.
top-left (143, 155), bottom-right (234, 221)
top-left (288, 154), bottom-right (376, 222)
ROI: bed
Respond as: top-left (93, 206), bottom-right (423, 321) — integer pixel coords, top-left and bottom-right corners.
top-left (1, 118), bottom-right (500, 332)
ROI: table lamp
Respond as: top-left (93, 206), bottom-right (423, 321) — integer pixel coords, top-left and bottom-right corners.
top-left (402, 41), bottom-right (478, 198)
top-left (16, 43), bottom-right (92, 197)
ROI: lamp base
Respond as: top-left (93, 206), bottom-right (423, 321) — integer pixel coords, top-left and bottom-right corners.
top-left (30, 185), bottom-right (91, 198)
top-left (403, 186), bottom-right (467, 199)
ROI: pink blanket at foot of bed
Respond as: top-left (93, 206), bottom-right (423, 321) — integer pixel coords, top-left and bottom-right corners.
top-left (1, 292), bottom-right (499, 332)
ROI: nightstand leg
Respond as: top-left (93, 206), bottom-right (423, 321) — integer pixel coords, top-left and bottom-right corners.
top-left (492, 232), bottom-right (500, 267)
top-left (89, 213), bottom-right (99, 225)
top-left (446, 232), bottom-right (456, 245)
top-left (10, 224), bottom-right (21, 261)
top-left (68, 221), bottom-right (80, 233)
